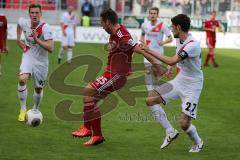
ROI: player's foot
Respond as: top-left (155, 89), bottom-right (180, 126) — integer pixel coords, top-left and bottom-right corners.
top-left (213, 64), bottom-right (219, 68)
top-left (83, 136), bottom-right (105, 146)
top-left (204, 63), bottom-right (209, 67)
top-left (67, 60), bottom-right (71, 64)
top-left (58, 58), bottom-right (61, 64)
top-left (72, 126), bottom-right (92, 138)
top-left (189, 140), bottom-right (204, 152)
top-left (160, 129), bottom-right (179, 149)
top-left (18, 109), bottom-right (27, 122)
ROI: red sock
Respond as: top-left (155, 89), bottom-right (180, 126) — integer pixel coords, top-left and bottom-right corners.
top-left (205, 53), bottom-right (211, 65)
top-left (83, 101), bottom-right (95, 130)
top-left (210, 53), bottom-right (217, 65)
top-left (91, 105), bottom-right (102, 136)
top-left (83, 101), bottom-right (102, 136)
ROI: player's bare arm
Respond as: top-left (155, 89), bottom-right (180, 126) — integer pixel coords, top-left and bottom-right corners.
top-left (61, 22), bottom-right (67, 37)
top-left (159, 35), bottom-right (173, 46)
top-left (16, 24), bottom-right (26, 51)
top-left (140, 43), bottom-right (181, 66)
top-left (32, 30), bottom-right (54, 53)
top-left (140, 32), bottom-right (145, 42)
top-left (219, 23), bottom-right (225, 33)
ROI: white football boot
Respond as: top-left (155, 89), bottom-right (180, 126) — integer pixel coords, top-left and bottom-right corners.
top-left (160, 129), bottom-right (179, 149)
top-left (189, 140), bottom-right (204, 152)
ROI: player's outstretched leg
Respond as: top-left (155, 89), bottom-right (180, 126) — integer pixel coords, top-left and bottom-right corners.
top-left (17, 74), bottom-right (29, 121)
top-left (146, 91), bottom-right (179, 149)
top-left (180, 113), bottom-right (203, 152)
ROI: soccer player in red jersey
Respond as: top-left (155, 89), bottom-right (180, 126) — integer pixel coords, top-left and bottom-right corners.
top-left (203, 11), bottom-right (224, 67)
top-left (0, 13), bottom-right (8, 76)
top-left (71, 8), bottom-right (162, 145)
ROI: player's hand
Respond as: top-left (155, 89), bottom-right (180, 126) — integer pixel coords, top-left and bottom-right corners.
top-left (17, 40), bottom-right (26, 51)
top-left (139, 40), bottom-right (150, 52)
top-left (63, 31), bottom-right (67, 37)
top-left (32, 29), bottom-right (40, 42)
top-left (4, 47), bottom-right (9, 55)
top-left (158, 41), bottom-right (165, 46)
top-left (163, 65), bottom-right (173, 78)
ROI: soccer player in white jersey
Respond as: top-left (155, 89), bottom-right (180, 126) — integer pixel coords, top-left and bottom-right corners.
top-left (58, 6), bottom-right (76, 64)
top-left (140, 14), bottom-right (204, 152)
top-left (141, 7), bottom-right (173, 91)
top-left (16, 3), bottom-right (54, 121)
top-left (141, 7), bottom-right (177, 148)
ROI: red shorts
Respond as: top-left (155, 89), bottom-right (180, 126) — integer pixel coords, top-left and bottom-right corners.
top-left (206, 37), bottom-right (216, 48)
top-left (90, 71), bottom-right (127, 97)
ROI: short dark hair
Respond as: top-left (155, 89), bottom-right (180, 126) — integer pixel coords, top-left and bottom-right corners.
top-left (171, 14), bottom-right (191, 32)
top-left (149, 7), bottom-right (159, 14)
top-left (211, 10), bottom-right (216, 14)
top-left (29, 3), bottom-right (42, 13)
top-left (100, 8), bottom-right (118, 24)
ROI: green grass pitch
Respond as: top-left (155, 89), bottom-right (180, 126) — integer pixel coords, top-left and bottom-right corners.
top-left (0, 40), bottom-right (240, 160)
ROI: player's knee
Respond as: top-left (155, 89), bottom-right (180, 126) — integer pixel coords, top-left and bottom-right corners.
top-left (180, 117), bottom-right (191, 131)
top-left (146, 97), bottom-right (157, 106)
top-left (19, 76), bottom-right (27, 85)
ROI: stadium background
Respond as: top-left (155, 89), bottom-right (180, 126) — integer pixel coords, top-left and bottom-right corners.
top-left (0, 0), bottom-right (240, 160)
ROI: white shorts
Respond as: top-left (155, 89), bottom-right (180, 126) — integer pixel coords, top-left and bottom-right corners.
top-left (144, 47), bottom-right (163, 63)
top-left (154, 76), bottom-right (203, 119)
top-left (61, 33), bottom-right (75, 47)
top-left (19, 54), bottom-right (48, 88)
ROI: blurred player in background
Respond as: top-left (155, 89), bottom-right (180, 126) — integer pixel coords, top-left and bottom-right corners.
top-left (203, 11), bottom-right (224, 67)
top-left (17, 3), bottom-right (54, 121)
top-left (58, 6), bottom-right (76, 64)
top-left (141, 14), bottom-right (204, 152)
top-left (141, 7), bottom-right (178, 149)
top-left (71, 8), bottom-right (163, 146)
top-left (0, 13), bottom-right (8, 76)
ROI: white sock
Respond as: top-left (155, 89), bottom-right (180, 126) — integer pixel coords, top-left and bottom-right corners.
top-left (150, 104), bottom-right (174, 134)
top-left (33, 90), bottom-right (43, 110)
top-left (145, 72), bottom-right (154, 91)
top-left (58, 47), bottom-right (64, 59)
top-left (67, 48), bottom-right (73, 63)
top-left (17, 84), bottom-right (27, 110)
top-left (186, 124), bottom-right (202, 144)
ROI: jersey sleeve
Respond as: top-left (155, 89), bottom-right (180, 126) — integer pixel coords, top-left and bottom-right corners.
top-left (60, 14), bottom-right (65, 23)
top-left (42, 24), bottom-right (53, 40)
top-left (162, 23), bottom-right (171, 37)
top-left (4, 16), bottom-right (7, 29)
top-left (119, 35), bottom-right (137, 52)
top-left (18, 17), bottom-right (25, 28)
top-left (182, 41), bottom-right (201, 58)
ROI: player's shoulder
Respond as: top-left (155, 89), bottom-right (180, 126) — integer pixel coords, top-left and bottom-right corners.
top-left (62, 12), bottom-right (68, 17)
top-left (188, 36), bottom-right (200, 46)
top-left (117, 25), bottom-right (131, 38)
top-left (18, 17), bottom-right (30, 27)
top-left (141, 20), bottom-right (149, 27)
top-left (42, 22), bottom-right (51, 30)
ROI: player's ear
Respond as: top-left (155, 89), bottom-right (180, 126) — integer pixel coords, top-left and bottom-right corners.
top-left (177, 24), bottom-right (181, 31)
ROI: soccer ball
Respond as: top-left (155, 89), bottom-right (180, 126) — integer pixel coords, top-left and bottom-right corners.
top-left (25, 109), bottom-right (43, 127)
